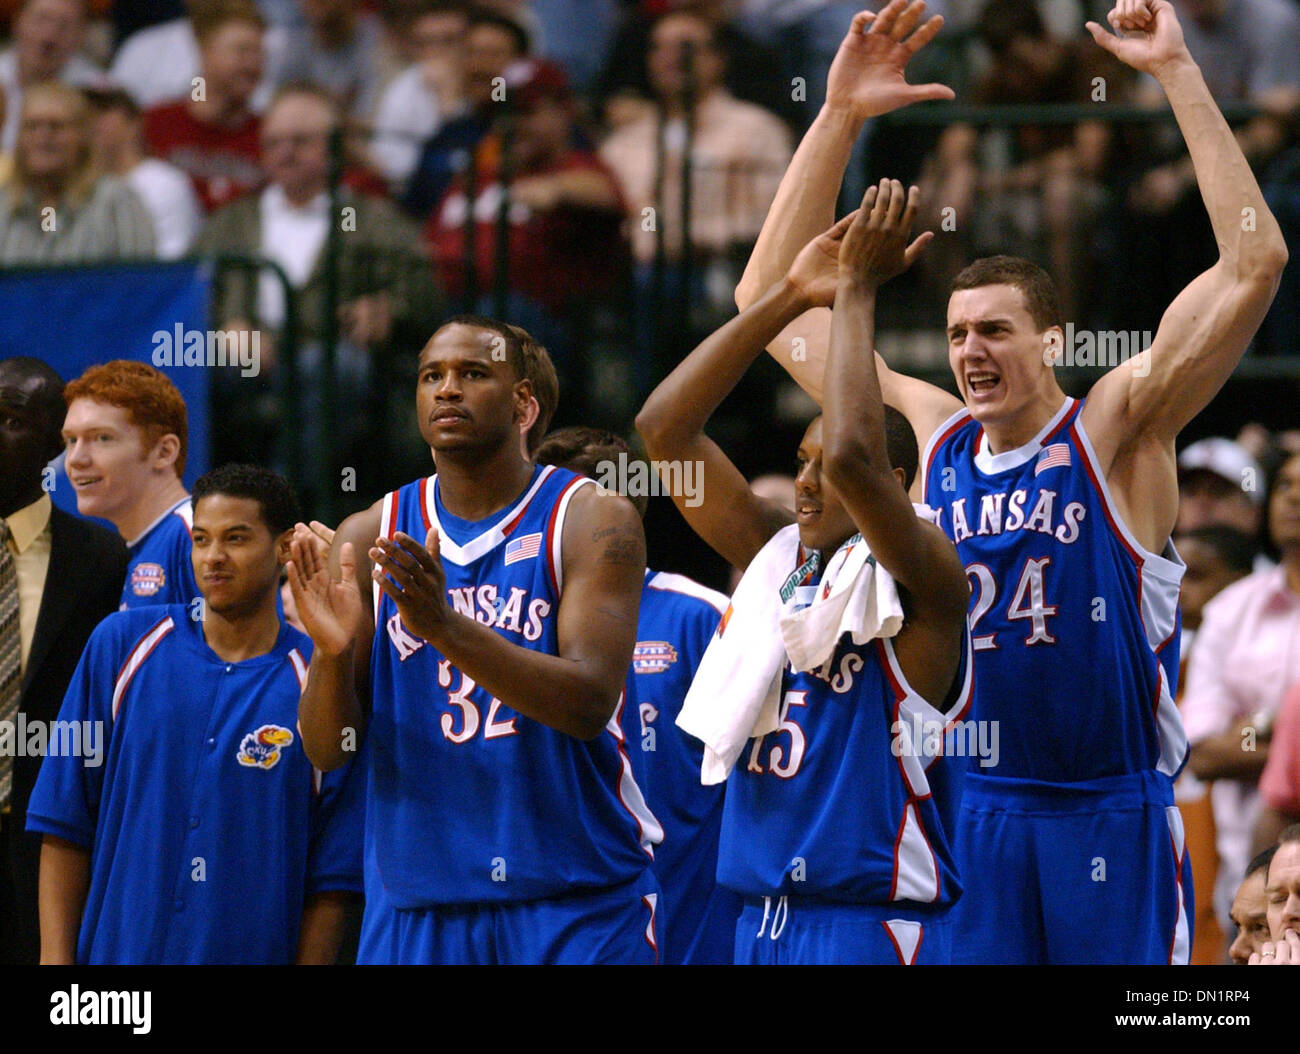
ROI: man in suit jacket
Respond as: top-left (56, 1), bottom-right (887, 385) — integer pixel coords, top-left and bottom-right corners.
top-left (0, 356), bottom-right (127, 964)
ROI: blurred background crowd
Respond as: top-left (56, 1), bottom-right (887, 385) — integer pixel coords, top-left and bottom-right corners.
top-left (1, 0), bottom-right (1299, 964)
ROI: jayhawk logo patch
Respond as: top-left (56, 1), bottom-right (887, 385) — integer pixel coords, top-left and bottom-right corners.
top-left (237, 725), bottom-right (295, 769)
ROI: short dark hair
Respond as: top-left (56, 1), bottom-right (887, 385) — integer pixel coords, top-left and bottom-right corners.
top-left (884, 404), bottom-right (919, 491)
top-left (436, 313), bottom-right (527, 379)
top-left (807, 405), bottom-right (918, 490)
top-left (1246, 845), bottom-right (1278, 880)
top-left (466, 4), bottom-right (530, 55)
top-left (1278, 823), bottom-right (1300, 850)
top-left (0, 356), bottom-right (65, 455)
top-left (951, 255), bottom-right (1061, 333)
top-left (193, 463), bottom-right (301, 536)
top-left (1177, 524), bottom-right (1257, 575)
top-left (534, 426), bottom-right (648, 518)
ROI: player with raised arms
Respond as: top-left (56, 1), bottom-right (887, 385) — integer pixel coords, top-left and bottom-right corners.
top-left (735, 0), bottom-right (1288, 962)
top-left (288, 315), bottom-right (663, 965)
top-left (638, 179), bottom-right (972, 964)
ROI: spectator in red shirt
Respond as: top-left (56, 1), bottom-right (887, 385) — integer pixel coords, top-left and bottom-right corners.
top-left (424, 58), bottom-right (627, 385)
top-left (141, 0), bottom-right (266, 213)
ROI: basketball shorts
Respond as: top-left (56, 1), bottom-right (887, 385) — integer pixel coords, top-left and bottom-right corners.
top-left (950, 768), bottom-right (1193, 964)
top-left (733, 896), bottom-right (953, 965)
top-left (358, 843), bottom-right (662, 965)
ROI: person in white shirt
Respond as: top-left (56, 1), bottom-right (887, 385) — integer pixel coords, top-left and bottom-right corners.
top-left (87, 88), bottom-right (201, 259)
top-left (109, 0), bottom-right (287, 112)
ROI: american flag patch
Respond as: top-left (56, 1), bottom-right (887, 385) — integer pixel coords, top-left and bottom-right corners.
top-left (1035, 443), bottom-right (1071, 475)
top-left (504, 532), bottom-right (543, 565)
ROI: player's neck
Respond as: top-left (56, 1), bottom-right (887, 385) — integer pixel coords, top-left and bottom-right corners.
top-left (117, 477), bottom-right (189, 544)
top-left (201, 599), bottom-right (281, 663)
top-left (981, 390), bottom-right (1068, 455)
top-left (434, 446), bottom-right (535, 523)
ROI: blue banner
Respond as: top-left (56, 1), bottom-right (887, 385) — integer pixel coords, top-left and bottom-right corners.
top-left (0, 260), bottom-right (213, 520)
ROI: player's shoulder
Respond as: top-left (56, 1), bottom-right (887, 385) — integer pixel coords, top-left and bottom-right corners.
top-left (336, 494), bottom-right (390, 545)
top-left (90, 603), bottom-right (189, 655)
top-left (644, 569), bottom-right (729, 616)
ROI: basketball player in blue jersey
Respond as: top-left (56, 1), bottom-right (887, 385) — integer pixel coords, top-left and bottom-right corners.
top-left (288, 316), bottom-right (663, 966)
top-left (535, 426), bottom-right (742, 965)
top-left (735, 1), bottom-right (1289, 963)
top-left (61, 361), bottom-right (198, 611)
top-left (639, 181), bottom-right (972, 964)
top-left (28, 465), bottom-right (362, 964)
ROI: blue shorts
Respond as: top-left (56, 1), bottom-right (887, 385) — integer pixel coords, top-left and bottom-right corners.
top-left (358, 847), bottom-right (662, 965)
top-left (950, 769), bottom-right (1193, 964)
top-left (734, 897), bottom-right (952, 965)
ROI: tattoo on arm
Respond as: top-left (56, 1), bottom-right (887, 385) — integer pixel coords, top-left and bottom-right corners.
top-left (596, 526), bottom-right (642, 566)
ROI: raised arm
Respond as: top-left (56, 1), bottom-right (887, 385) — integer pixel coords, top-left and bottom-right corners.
top-left (1082, 1), bottom-right (1289, 465)
top-left (736, 2), bottom-right (952, 307)
top-left (735, 1), bottom-right (960, 448)
top-left (822, 180), bottom-right (968, 706)
top-left (635, 218), bottom-right (867, 569)
top-left (289, 505), bottom-right (379, 771)
top-left (368, 487), bottom-right (643, 741)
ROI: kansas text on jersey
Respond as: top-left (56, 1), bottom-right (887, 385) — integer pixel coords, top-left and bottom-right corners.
top-left (367, 464), bottom-right (662, 907)
top-left (922, 397), bottom-right (1187, 782)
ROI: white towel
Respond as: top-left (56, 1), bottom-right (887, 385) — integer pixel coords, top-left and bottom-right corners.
top-left (678, 512), bottom-right (922, 784)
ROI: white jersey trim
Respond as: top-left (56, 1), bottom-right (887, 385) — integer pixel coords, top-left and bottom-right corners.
top-left (288, 647), bottom-right (308, 690)
top-left (112, 616), bottom-right (175, 720)
top-left (1071, 415), bottom-right (1187, 777)
top-left (548, 475), bottom-right (595, 597)
top-left (972, 397), bottom-right (1077, 475)
top-left (124, 495), bottom-right (192, 548)
top-left (427, 466), bottom-right (559, 567)
top-left (645, 570), bottom-right (729, 614)
top-left (605, 690), bottom-right (664, 857)
top-left (1166, 805), bottom-right (1191, 964)
top-left (919, 407), bottom-right (973, 506)
top-left (374, 489), bottom-right (399, 626)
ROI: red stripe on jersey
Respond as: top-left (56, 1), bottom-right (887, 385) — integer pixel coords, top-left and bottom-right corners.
top-left (417, 477), bottom-right (431, 533)
top-left (501, 466), bottom-right (554, 537)
top-left (606, 690), bottom-right (656, 859)
top-left (881, 920), bottom-right (924, 965)
top-left (112, 617), bottom-right (175, 721)
top-left (642, 895), bottom-right (660, 964)
top-left (1042, 398), bottom-right (1080, 444)
top-left (112, 614), bottom-right (173, 690)
top-left (922, 411), bottom-right (973, 500)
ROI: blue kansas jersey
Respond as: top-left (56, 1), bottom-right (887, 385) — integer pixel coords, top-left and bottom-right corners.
top-left (368, 464), bottom-right (661, 907)
top-left (631, 570), bottom-right (740, 964)
top-left (26, 606), bottom-right (363, 964)
top-left (120, 497), bottom-right (198, 611)
top-left (717, 601), bottom-right (973, 906)
top-left (922, 397), bottom-right (1186, 782)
